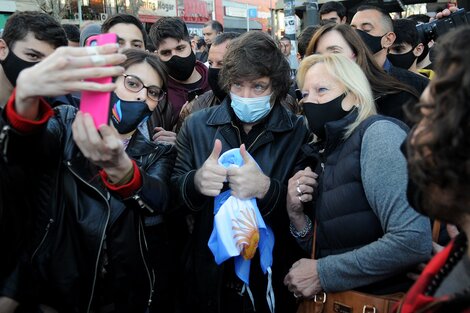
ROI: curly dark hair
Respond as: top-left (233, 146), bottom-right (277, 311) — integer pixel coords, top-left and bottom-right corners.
top-left (219, 31), bottom-right (291, 100)
top-left (407, 26), bottom-right (470, 221)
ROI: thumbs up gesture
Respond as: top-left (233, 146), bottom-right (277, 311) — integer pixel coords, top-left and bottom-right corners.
top-left (227, 144), bottom-right (270, 200)
top-left (194, 139), bottom-right (228, 197)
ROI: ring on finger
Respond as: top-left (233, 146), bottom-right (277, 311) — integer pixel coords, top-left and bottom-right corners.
top-left (91, 55), bottom-right (107, 66)
top-left (296, 185), bottom-right (302, 196)
top-left (298, 195), bottom-right (302, 202)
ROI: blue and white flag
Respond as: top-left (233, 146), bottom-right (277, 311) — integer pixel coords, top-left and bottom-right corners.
top-left (208, 148), bottom-right (275, 312)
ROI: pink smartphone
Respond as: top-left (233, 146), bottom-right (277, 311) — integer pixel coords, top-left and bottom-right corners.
top-left (80, 33), bottom-right (118, 128)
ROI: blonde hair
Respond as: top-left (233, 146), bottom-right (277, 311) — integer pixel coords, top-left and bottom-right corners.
top-left (297, 54), bottom-right (377, 138)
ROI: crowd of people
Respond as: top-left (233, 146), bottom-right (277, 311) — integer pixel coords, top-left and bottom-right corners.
top-left (0, 3), bottom-right (469, 313)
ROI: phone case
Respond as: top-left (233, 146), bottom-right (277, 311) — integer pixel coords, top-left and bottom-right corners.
top-left (80, 33), bottom-right (117, 128)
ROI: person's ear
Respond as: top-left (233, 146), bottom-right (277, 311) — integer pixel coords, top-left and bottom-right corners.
top-left (382, 32), bottom-right (396, 49)
top-left (296, 52), bottom-right (302, 62)
top-left (0, 39), bottom-right (9, 61)
top-left (413, 43), bottom-right (424, 58)
top-left (340, 16), bottom-right (347, 24)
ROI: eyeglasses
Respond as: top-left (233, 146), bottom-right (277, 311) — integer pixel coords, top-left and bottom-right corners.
top-left (122, 74), bottom-right (166, 101)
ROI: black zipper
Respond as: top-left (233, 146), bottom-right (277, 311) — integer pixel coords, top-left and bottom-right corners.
top-left (66, 161), bottom-right (110, 313)
top-left (230, 122), bottom-right (267, 153)
top-left (0, 125), bottom-right (10, 163)
top-left (230, 122), bottom-right (242, 146)
top-left (138, 218), bottom-right (155, 306)
top-left (31, 218), bottom-right (55, 262)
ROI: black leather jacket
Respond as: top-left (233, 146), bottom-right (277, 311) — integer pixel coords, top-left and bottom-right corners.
top-left (171, 99), bottom-right (310, 313)
top-left (0, 104), bottom-right (175, 313)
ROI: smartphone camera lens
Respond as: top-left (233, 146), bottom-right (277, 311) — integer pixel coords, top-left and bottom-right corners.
top-left (90, 40), bottom-right (98, 47)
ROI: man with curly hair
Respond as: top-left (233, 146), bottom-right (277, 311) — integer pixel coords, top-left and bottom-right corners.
top-left (396, 26), bottom-right (470, 312)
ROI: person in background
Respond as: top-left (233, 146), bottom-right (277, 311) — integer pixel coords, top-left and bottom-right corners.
top-left (0, 11), bottom-right (67, 108)
top-left (280, 36), bottom-right (299, 79)
top-left (195, 38), bottom-right (208, 63)
top-left (407, 15), bottom-right (436, 79)
top-left (319, 1), bottom-right (348, 24)
top-left (0, 47), bottom-right (175, 313)
top-left (149, 17), bottom-right (210, 129)
top-left (101, 13), bottom-right (147, 51)
top-left (388, 19), bottom-right (427, 77)
top-left (284, 53), bottom-right (431, 301)
top-left (62, 24), bottom-right (80, 47)
top-left (202, 20), bottom-right (223, 49)
top-left (395, 26), bottom-right (470, 313)
top-left (177, 32), bottom-right (240, 131)
top-left (351, 5), bottom-right (429, 95)
top-left (292, 25), bottom-right (321, 102)
top-left (172, 31), bottom-right (310, 313)
top-left (297, 25), bottom-right (321, 62)
top-left (79, 23), bottom-right (101, 47)
top-left (306, 23), bottom-right (420, 124)
top-left (190, 33), bottom-right (200, 54)
top-left (0, 13), bottom-right (66, 305)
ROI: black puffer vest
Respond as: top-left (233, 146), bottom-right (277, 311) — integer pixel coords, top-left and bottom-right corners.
top-left (312, 111), bottom-right (408, 257)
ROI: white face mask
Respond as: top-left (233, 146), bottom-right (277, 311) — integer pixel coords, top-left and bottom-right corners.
top-left (230, 92), bottom-right (273, 123)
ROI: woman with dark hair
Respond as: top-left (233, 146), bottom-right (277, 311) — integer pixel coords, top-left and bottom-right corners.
top-left (0, 47), bottom-right (175, 312)
top-left (306, 23), bottom-right (420, 123)
top-left (171, 31), bottom-right (310, 313)
top-left (396, 26), bottom-right (470, 313)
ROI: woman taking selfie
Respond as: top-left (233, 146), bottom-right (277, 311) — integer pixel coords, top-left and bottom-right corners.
top-left (0, 47), bottom-right (174, 312)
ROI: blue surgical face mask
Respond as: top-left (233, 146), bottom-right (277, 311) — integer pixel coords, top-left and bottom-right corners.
top-left (230, 92), bottom-right (273, 123)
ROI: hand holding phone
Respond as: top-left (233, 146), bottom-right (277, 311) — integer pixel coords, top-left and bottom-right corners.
top-left (80, 33), bottom-right (118, 128)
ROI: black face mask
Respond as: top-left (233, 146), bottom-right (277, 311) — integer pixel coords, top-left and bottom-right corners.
top-left (0, 49), bottom-right (39, 86)
top-left (356, 30), bottom-right (384, 55)
top-left (110, 92), bottom-right (152, 134)
top-left (303, 93), bottom-right (349, 141)
top-left (164, 50), bottom-right (196, 82)
top-left (416, 43), bottom-right (429, 64)
top-left (400, 140), bottom-right (426, 215)
top-left (208, 67), bottom-right (226, 101)
top-left (388, 48), bottom-right (417, 70)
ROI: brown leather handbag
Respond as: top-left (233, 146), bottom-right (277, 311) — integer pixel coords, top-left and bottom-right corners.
top-left (296, 290), bottom-right (403, 313)
top-left (297, 220), bottom-right (443, 313)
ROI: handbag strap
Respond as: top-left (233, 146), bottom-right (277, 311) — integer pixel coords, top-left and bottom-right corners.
top-left (432, 219), bottom-right (441, 243)
top-left (310, 220), bottom-right (317, 259)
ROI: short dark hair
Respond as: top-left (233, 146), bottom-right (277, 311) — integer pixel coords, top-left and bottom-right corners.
top-left (297, 25), bottom-right (321, 59)
top-left (220, 31), bottom-right (291, 100)
top-left (280, 36), bottom-right (290, 43)
top-left (2, 11), bottom-right (67, 49)
top-left (149, 17), bottom-right (189, 50)
top-left (319, 1), bottom-right (347, 19)
top-left (121, 49), bottom-right (168, 92)
top-left (62, 24), bottom-right (80, 43)
top-left (392, 19), bottom-right (419, 47)
top-left (204, 20), bottom-right (224, 33)
top-left (101, 13), bottom-right (147, 47)
top-left (356, 5), bottom-right (393, 33)
top-left (213, 32), bottom-right (240, 46)
top-left (407, 14), bottom-right (430, 24)
top-left (196, 38), bottom-right (206, 49)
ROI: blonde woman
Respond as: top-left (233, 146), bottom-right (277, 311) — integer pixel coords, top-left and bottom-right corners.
top-left (283, 54), bottom-right (431, 301)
